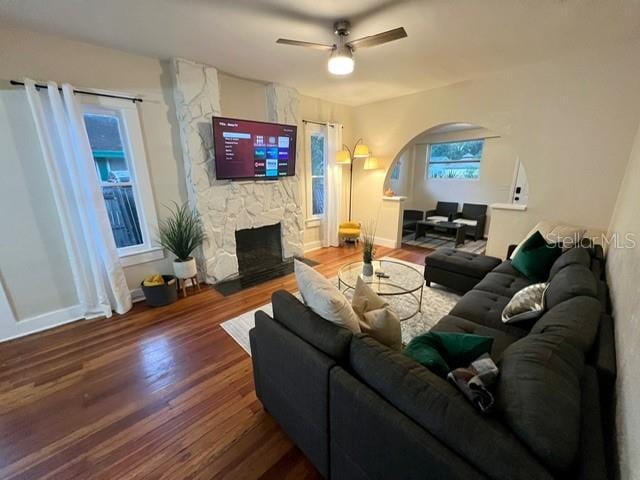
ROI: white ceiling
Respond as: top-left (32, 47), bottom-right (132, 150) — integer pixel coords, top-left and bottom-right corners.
top-left (1, 0), bottom-right (639, 106)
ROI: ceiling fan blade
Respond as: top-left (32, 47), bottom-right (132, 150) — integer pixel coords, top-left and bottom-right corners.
top-left (276, 38), bottom-right (334, 51)
top-left (346, 27), bottom-right (407, 50)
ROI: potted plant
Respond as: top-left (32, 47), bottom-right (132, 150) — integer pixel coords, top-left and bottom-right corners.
top-left (361, 220), bottom-right (376, 276)
top-left (158, 202), bottom-right (205, 280)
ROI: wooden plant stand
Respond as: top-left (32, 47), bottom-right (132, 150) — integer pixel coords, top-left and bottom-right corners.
top-left (178, 276), bottom-right (201, 297)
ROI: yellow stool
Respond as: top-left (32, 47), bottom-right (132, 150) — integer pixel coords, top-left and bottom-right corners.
top-left (339, 221), bottom-right (361, 247)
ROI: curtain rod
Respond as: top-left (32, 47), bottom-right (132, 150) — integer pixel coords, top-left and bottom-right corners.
top-left (302, 119), bottom-right (343, 128)
top-left (10, 80), bottom-right (143, 103)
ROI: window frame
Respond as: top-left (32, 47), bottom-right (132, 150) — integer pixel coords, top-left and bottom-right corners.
top-left (427, 138), bottom-right (484, 181)
top-left (81, 95), bottom-right (163, 267)
top-left (304, 124), bottom-right (327, 224)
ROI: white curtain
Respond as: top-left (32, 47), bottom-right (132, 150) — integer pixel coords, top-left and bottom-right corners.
top-left (24, 79), bottom-right (132, 317)
top-left (322, 123), bottom-right (343, 247)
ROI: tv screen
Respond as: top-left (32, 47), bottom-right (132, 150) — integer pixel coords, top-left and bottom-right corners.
top-left (212, 116), bottom-right (297, 180)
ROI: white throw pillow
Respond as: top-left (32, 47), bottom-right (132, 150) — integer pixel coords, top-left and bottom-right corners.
top-left (502, 283), bottom-right (549, 324)
top-left (294, 260), bottom-right (360, 333)
top-left (352, 277), bottom-right (402, 350)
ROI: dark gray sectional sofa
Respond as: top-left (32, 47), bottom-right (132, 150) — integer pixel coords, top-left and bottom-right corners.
top-left (249, 246), bottom-right (615, 479)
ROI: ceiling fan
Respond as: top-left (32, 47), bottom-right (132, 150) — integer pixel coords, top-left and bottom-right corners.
top-left (276, 20), bottom-right (407, 76)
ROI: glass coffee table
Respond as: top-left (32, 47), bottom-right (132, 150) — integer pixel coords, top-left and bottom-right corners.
top-left (338, 259), bottom-right (425, 321)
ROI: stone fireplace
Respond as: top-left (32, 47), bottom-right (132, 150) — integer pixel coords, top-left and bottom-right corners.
top-left (171, 58), bottom-right (304, 284)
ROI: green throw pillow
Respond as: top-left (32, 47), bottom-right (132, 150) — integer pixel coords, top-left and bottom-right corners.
top-left (512, 231), bottom-right (563, 282)
top-left (404, 332), bottom-right (494, 377)
top-left (403, 333), bottom-right (450, 376)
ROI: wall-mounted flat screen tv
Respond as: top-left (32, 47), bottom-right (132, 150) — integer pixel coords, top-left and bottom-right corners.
top-left (212, 116), bottom-right (297, 180)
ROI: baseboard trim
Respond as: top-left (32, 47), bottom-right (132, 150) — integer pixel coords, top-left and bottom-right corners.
top-left (304, 240), bottom-right (323, 253)
top-left (0, 304), bottom-right (84, 343)
top-left (130, 287), bottom-right (145, 303)
top-left (375, 237), bottom-right (400, 248)
top-left (2, 287), bottom-right (146, 343)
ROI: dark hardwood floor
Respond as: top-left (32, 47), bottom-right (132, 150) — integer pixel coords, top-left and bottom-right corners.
top-left (0, 245), bottom-right (428, 479)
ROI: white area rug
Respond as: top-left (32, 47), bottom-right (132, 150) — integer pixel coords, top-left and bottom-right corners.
top-left (221, 257), bottom-right (460, 356)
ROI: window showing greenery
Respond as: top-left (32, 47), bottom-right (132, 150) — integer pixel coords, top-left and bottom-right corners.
top-left (427, 139), bottom-right (484, 179)
top-left (310, 134), bottom-right (325, 216)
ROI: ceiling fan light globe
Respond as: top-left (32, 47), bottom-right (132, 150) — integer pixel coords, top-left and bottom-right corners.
top-left (328, 47), bottom-right (354, 75)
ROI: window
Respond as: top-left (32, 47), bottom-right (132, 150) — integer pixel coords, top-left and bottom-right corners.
top-left (84, 113), bottom-right (143, 248)
top-left (427, 139), bottom-right (484, 179)
top-left (310, 134), bottom-right (325, 216)
top-left (390, 160), bottom-right (401, 180)
top-left (82, 96), bottom-right (161, 266)
top-left (305, 124), bottom-right (327, 222)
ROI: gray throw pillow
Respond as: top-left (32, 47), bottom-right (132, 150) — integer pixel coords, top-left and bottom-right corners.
top-left (501, 283), bottom-right (548, 324)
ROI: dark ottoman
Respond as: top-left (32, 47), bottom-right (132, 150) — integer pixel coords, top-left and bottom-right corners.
top-left (424, 248), bottom-right (501, 293)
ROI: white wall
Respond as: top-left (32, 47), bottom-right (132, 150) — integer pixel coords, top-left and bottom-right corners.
top-left (606, 122), bottom-right (640, 480)
top-left (0, 25), bottom-right (182, 322)
top-left (351, 41), bottom-right (640, 251)
top-left (0, 25), bottom-right (354, 339)
top-left (219, 73), bottom-right (268, 121)
top-left (0, 87), bottom-right (78, 319)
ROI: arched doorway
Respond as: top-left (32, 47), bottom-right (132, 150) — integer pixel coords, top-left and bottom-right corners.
top-left (383, 122), bottom-right (527, 251)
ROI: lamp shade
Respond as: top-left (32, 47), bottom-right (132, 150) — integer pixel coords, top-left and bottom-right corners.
top-left (363, 157), bottom-right (382, 170)
top-left (353, 143), bottom-right (370, 158)
top-left (336, 149), bottom-right (351, 164)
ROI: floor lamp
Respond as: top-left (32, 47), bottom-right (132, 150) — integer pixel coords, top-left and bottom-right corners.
top-left (337, 138), bottom-right (370, 221)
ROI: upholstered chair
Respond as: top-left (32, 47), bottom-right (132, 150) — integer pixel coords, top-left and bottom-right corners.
top-left (424, 201), bottom-right (458, 223)
top-left (402, 209), bottom-right (424, 234)
top-left (339, 221), bottom-right (361, 246)
top-left (453, 203), bottom-right (487, 240)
